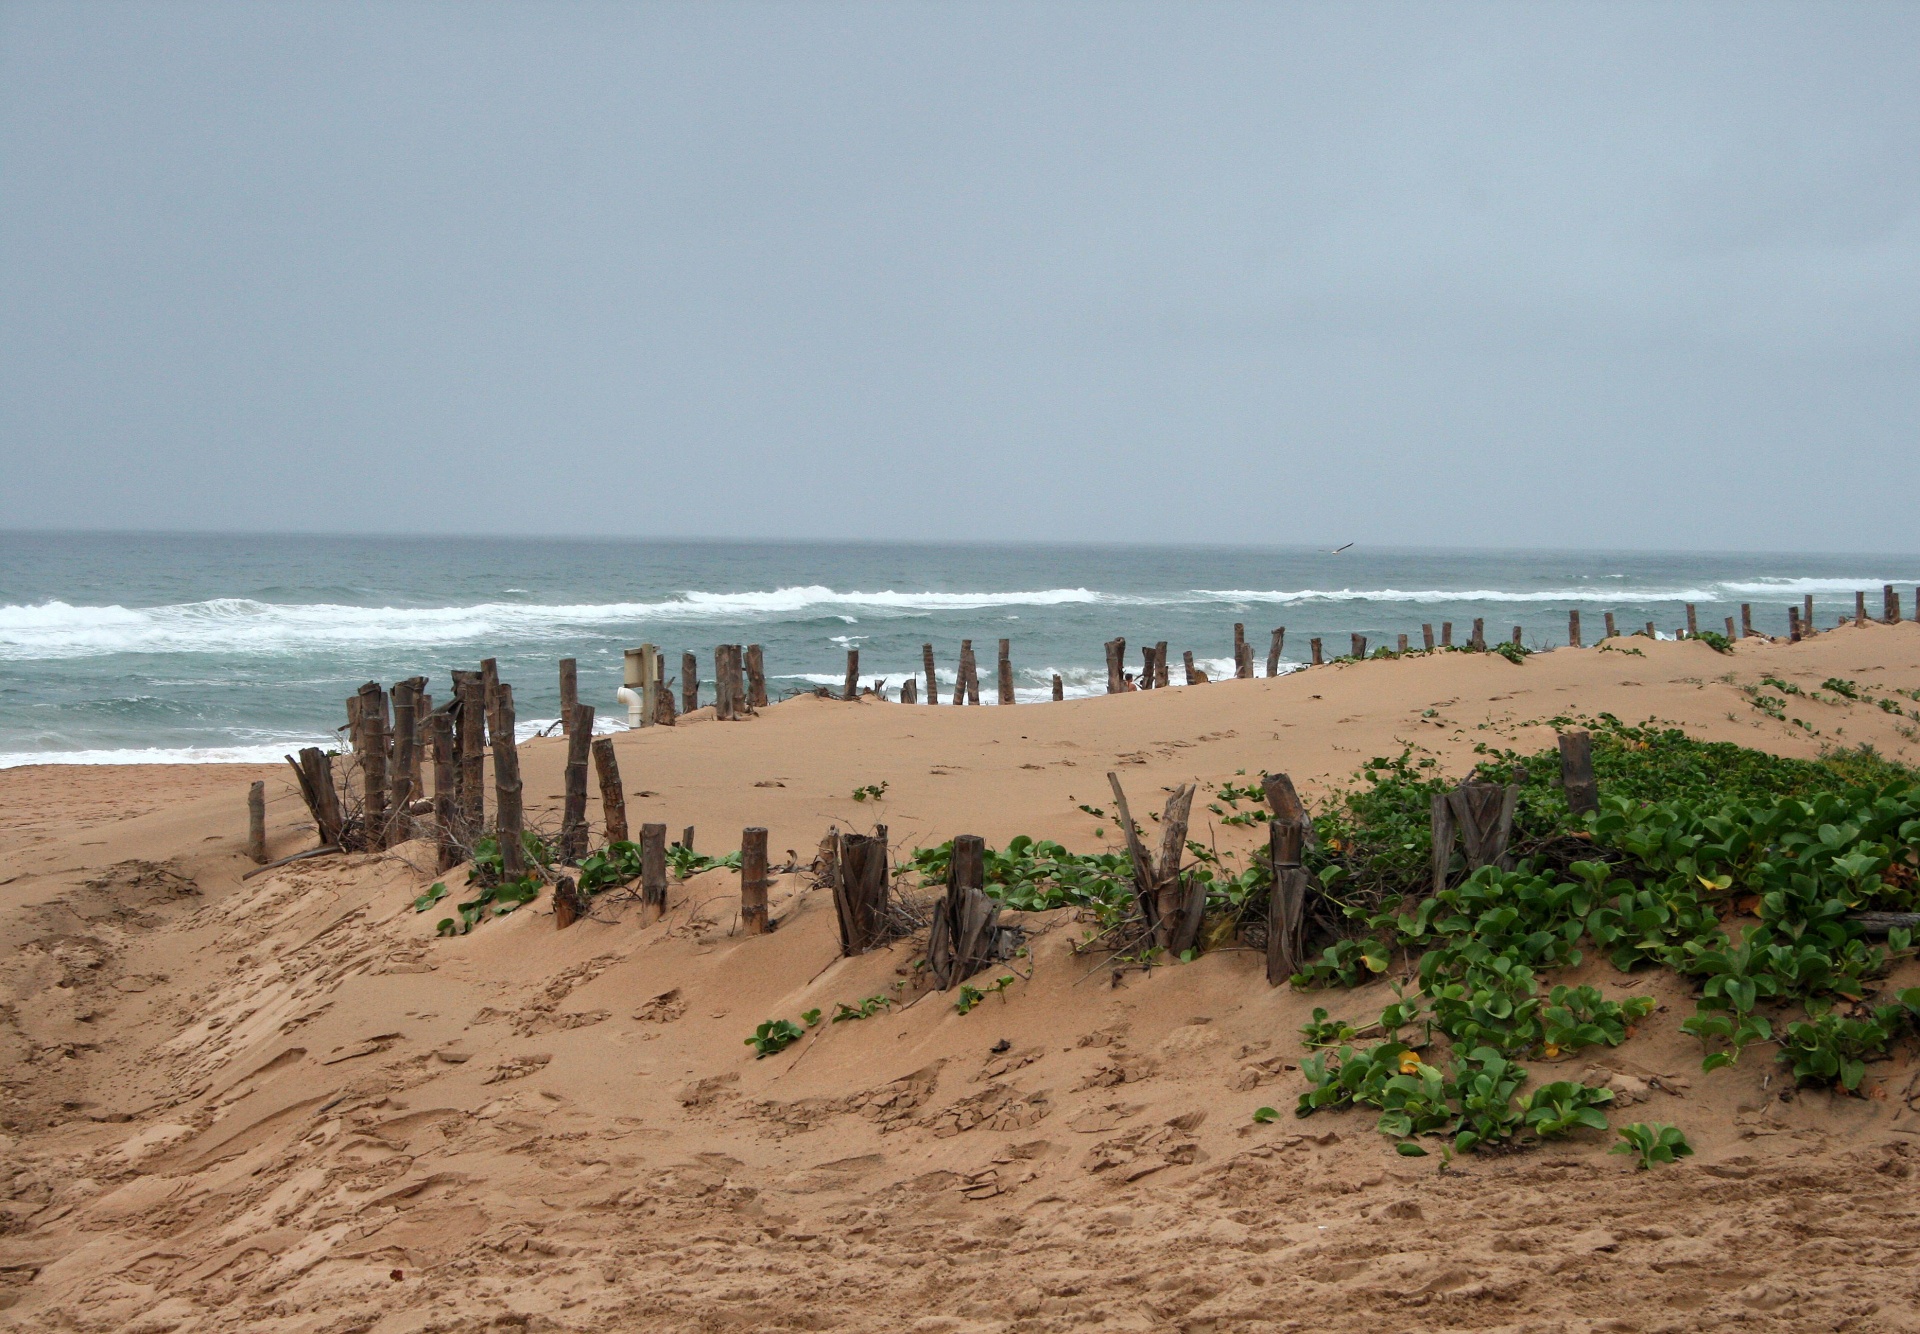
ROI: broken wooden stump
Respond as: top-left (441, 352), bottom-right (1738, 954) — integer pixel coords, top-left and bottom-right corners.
top-left (1441, 621), bottom-right (1453, 648)
top-left (1686, 603), bottom-right (1698, 638)
top-left (553, 875), bottom-right (586, 930)
top-left (1430, 777), bottom-right (1519, 892)
top-left (842, 648), bottom-right (860, 703)
top-left (1604, 612), bottom-right (1617, 640)
top-left (1264, 813), bottom-right (1310, 986)
top-left (1789, 606), bottom-right (1802, 641)
top-left (1310, 638), bottom-right (1323, 666)
top-left (1052, 673), bottom-right (1064, 701)
top-left (247, 780), bottom-right (267, 864)
top-left (1107, 772), bottom-right (1197, 953)
top-left (1559, 730), bottom-right (1598, 817)
top-left (1267, 628), bottom-right (1284, 676)
top-left (1105, 638), bottom-right (1125, 694)
top-left (1740, 603), bottom-right (1754, 638)
top-left (1351, 633), bottom-right (1366, 659)
top-left (927, 833), bottom-right (1000, 989)
top-left (1154, 641), bottom-right (1169, 688)
top-left (1183, 649), bottom-right (1200, 683)
top-left (682, 650), bottom-right (700, 715)
top-left (740, 826), bottom-right (770, 935)
top-left (1568, 610), bottom-right (1582, 648)
top-left (639, 823), bottom-right (668, 923)
top-left (832, 827), bottom-right (892, 955)
top-left (1470, 619), bottom-right (1486, 651)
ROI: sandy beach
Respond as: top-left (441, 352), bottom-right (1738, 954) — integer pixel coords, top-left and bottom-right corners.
top-left (6, 626), bottom-right (1920, 1333)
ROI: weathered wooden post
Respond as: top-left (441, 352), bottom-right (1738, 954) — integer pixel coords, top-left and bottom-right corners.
top-left (1309, 638), bottom-right (1323, 666)
top-left (561, 703), bottom-right (594, 862)
top-left (1789, 606), bottom-right (1802, 642)
top-left (1603, 612), bottom-right (1617, 640)
top-left (1510, 626), bottom-right (1522, 647)
top-left (1569, 610), bottom-right (1582, 648)
top-left (1431, 777), bottom-right (1519, 892)
top-left (1239, 643), bottom-right (1256, 677)
top-left (1052, 673), bottom-right (1064, 701)
top-left (1724, 616), bottom-right (1736, 639)
top-left (1183, 649), bottom-right (1200, 683)
top-left (246, 780), bottom-right (267, 863)
top-left (1856, 591), bottom-right (1868, 627)
top-left (1645, 621), bottom-right (1656, 638)
top-left (683, 825), bottom-right (695, 852)
top-left (1471, 619), bottom-right (1486, 650)
top-left (901, 678), bottom-right (917, 704)
top-left (1233, 623), bottom-right (1247, 677)
top-left (1351, 633), bottom-right (1366, 659)
top-left (832, 827), bottom-right (891, 955)
top-left (1685, 604), bottom-right (1698, 638)
top-left (1104, 638), bottom-right (1125, 694)
top-left (1804, 594), bottom-right (1815, 636)
top-left (456, 673), bottom-right (485, 846)
top-left (711, 645), bottom-right (734, 718)
top-left (922, 643), bottom-right (940, 704)
top-left (1740, 604), bottom-right (1754, 638)
top-left (1264, 809), bottom-right (1309, 986)
top-left (357, 682), bottom-right (390, 849)
top-left (480, 659), bottom-right (501, 744)
top-left (407, 680), bottom-right (428, 794)
top-left (746, 644), bottom-right (768, 708)
top-left (553, 875), bottom-right (585, 930)
top-left (639, 823), bottom-right (667, 924)
top-left (1268, 628), bottom-right (1285, 676)
top-left (731, 645), bottom-right (750, 713)
top-left (927, 833), bottom-right (1000, 989)
top-left (1398, 633), bottom-right (1409, 654)
top-left (682, 651), bottom-right (700, 715)
top-left (1559, 730), bottom-right (1598, 816)
top-left (960, 640), bottom-right (980, 704)
top-left (1420, 623), bottom-right (1434, 651)
top-left (493, 683), bottom-right (526, 877)
top-left (1139, 644), bottom-right (1155, 689)
top-left (429, 712), bottom-right (457, 870)
top-left (740, 826), bottom-right (770, 935)
top-left (838, 648), bottom-right (859, 703)
top-left (390, 680), bottom-right (417, 841)
top-left (1441, 621), bottom-right (1454, 648)
top-left (287, 746), bottom-right (345, 849)
top-left (559, 659), bottom-right (578, 736)
top-left (1154, 641), bottom-right (1170, 687)
top-left (998, 639), bottom-right (1014, 704)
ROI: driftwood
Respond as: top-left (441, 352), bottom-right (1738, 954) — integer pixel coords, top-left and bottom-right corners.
top-left (740, 827), bottom-right (770, 935)
top-left (560, 703), bottom-right (594, 862)
top-left (927, 834), bottom-right (999, 989)
top-left (592, 737), bottom-right (628, 846)
top-left (832, 827), bottom-right (892, 955)
top-left (1431, 779), bottom-right (1519, 891)
top-left (1853, 912), bottom-right (1920, 935)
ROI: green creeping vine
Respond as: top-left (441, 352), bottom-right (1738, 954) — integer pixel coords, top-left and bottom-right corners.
top-left (576, 840), bottom-right (742, 895)
top-left (1288, 720), bottom-right (1920, 1154)
top-left (436, 875), bottom-right (540, 935)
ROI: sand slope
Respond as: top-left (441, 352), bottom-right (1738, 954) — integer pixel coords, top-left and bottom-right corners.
top-left (6, 628), bottom-right (1920, 1332)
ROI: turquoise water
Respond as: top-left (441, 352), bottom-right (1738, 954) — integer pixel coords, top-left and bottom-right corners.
top-left (1, 531), bottom-right (1914, 765)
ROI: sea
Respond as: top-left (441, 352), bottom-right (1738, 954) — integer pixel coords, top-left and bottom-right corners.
top-left (2, 531), bottom-right (1914, 767)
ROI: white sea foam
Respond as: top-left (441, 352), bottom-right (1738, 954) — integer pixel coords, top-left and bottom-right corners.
top-left (1193, 587), bottom-right (1727, 605)
top-left (0, 588), bottom-right (1113, 660)
top-left (0, 741), bottom-right (333, 768)
top-left (1716, 578), bottom-right (1920, 597)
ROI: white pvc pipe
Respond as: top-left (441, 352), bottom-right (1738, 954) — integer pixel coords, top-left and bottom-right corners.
top-left (616, 685), bottom-right (642, 727)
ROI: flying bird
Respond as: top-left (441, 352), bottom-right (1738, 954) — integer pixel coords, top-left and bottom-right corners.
top-left (1328, 543), bottom-right (1354, 554)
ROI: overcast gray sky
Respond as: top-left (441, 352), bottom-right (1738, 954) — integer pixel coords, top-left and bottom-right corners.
top-left (2, 2), bottom-right (1916, 550)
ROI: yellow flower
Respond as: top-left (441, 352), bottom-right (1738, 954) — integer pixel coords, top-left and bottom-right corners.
top-left (1544, 1043), bottom-right (1562, 1058)
top-left (1398, 1052), bottom-right (1422, 1075)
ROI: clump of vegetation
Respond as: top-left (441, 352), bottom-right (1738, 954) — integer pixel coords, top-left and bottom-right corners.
top-left (955, 975), bottom-right (1016, 1014)
top-left (852, 781), bottom-right (890, 802)
top-left (436, 876), bottom-right (540, 936)
top-left (1613, 1122), bottom-right (1693, 1168)
top-left (831, 994), bottom-right (894, 1023)
top-left (1694, 630), bottom-right (1733, 654)
top-left (745, 1019), bottom-right (805, 1058)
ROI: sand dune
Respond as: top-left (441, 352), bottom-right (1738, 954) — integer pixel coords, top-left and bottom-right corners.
top-left (6, 627), bottom-right (1920, 1332)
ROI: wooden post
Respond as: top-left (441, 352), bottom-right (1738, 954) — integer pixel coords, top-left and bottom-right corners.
top-left (1856, 591), bottom-right (1868, 627)
top-left (1264, 814), bottom-right (1309, 985)
top-left (746, 644), bottom-right (768, 707)
top-left (1685, 604), bottom-right (1698, 638)
top-left (408, 681), bottom-right (428, 795)
top-left (493, 684), bottom-right (526, 877)
top-left (246, 780), bottom-right (267, 863)
top-left (1724, 616), bottom-right (1736, 640)
top-left (639, 823), bottom-right (667, 923)
top-left (922, 643), bottom-right (940, 705)
top-left (653, 649), bottom-right (676, 725)
top-left (1891, 586), bottom-right (1904, 625)
top-left (357, 682), bottom-right (389, 849)
top-left (1789, 605), bottom-right (1802, 642)
top-left (1604, 612), bottom-right (1617, 640)
top-left (430, 712), bottom-right (457, 871)
top-left (1140, 643), bottom-right (1156, 690)
top-left (1740, 604), bottom-right (1753, 638)
top-left (1239, 643), bottom-right (1256, 677)
top-left (1183, 649), bottom-right (1200, 683)
top-left (1569, 610), bottom-right (1582, 648)
top-left (1052, 673), bottom-right (1064, 701)
top-left (682, 825), bottom-right (695, 852)
top-left (1510, 625), bottom-right (1522, 647)
top-left (1233, 623), bottom-right (1246, 675)
top-left (1309, 638), bottom-right (1323, 666)
top-left (740, 827), bottom-right (770, 935)
top-left (682, 651), bottom-right (699, 715)
top-left (1398, 633), bottom-right (1409, 654)
top-left (287, 746), bottom-right (345, 849)
top-left (961, 640), bottom-right (980, 704)
top-left (1441, 621), bottom-right (1453, 648)
top-left (1432, 778), bottom-right (1519, 891)
top-left (1422, 623), bottom-right (1435, 651)
top-left (997, 639), bottom-right (1014, 705)
top-left (1154, 641), bottom-right (1169, 688)
top-left (1351, 633), bottom-right (1366, 659)
top-left (553, 875), bottom-right (585, 930)
top-left (832, 828), bottom-right (892, 955)
top-left (559, 658), bottom-right (578, 736)
top-left (1104, 638), bottom-right (1125, 693)
top-left (900, 678), bottom-right (916, 704)
top-left (456, 673), bottom-right (485, 848)
top-left (1803, 594), bottom-right (1814, 637)
top-left (927, 833), bottom-right (998, 989)
top-left (1151, 784), bottom-right (1197, 951)
top-left (1559, 730), bottom-right (1598, 816)
top-left (731, 645), bottom-right (750, 713)
top-left (390, 680), bottom-right (416, 841)
top-left (1268, 628), bottom-right (1284, 676)
top-left (1645, 621), bottom-right (1656, 639)
top-left (1470, 619), bottom-right (1485, 650)
top-left (561, 703), bottom-right (594, 862)
top-left (480, 659), bottom-right (501, 745)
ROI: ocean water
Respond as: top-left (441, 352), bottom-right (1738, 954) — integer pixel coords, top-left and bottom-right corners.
top-left (1, 532), bottom-right (1914, 766)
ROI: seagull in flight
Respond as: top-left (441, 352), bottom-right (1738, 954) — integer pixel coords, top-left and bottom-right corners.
top-left (1328, 542), bottom-right (1354, 554)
